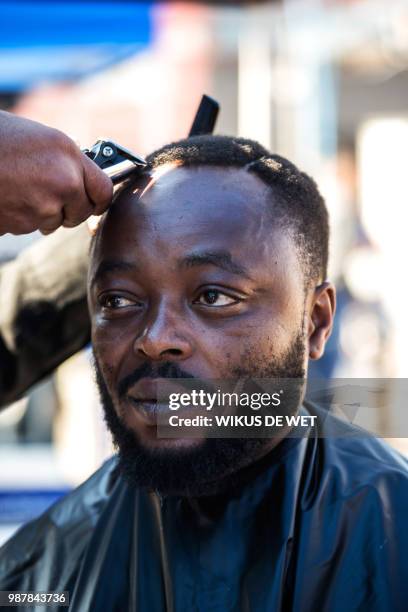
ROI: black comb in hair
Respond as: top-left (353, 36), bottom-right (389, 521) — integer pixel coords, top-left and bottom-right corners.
top-left (188, 95), bottom-right (220, 137)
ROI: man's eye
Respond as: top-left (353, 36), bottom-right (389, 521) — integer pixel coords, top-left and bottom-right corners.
top-left (195, 290), bottom-right (239, 307)
top-left (99, 295), bottom-right (136, 309)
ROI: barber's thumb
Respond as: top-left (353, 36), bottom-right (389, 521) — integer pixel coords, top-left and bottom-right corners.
top-left (82, 153), bottom-right (113, 215)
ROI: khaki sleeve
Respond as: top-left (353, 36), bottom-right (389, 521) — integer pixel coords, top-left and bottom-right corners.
top-left (0, 224), bottom-right (91, 408)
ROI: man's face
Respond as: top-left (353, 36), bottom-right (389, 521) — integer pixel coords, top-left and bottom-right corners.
top-left (88, 165), bottom-right (320, 495)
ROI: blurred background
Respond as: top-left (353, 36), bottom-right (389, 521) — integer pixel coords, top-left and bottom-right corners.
top-left (1, 0), bottom-right (408, 543)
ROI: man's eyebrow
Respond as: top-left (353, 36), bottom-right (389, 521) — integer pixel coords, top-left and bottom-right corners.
top-left (179, 250), bottom-right (251, 278)
top-left (91, 260), bottom-right (139, 286)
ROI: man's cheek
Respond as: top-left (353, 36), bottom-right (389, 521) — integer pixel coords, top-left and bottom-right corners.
top-left (91, 318), bottom-right (133, 371)
top-left (221, 335), bottom-right (277, 378)
top-left (92, 337), bottom-right (121, 395)
top-left (207, 343), bottom-right (252, 379)
top-left (94, 353), bottom-right (116, 392)
top-left (91, 317), bottom-right (130, 347)
top-left (196, 332), bottom-right (259, 379)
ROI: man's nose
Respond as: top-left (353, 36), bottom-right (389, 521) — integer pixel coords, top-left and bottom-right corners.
top-left (133, 302), bottom-right (194, 361)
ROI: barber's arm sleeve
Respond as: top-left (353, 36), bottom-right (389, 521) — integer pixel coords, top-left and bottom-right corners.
top-left (0, 224), bottom-right (91, 408)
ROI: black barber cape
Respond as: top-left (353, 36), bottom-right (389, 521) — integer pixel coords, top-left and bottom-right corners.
top-left (1, 403), bottom-right (407, 612)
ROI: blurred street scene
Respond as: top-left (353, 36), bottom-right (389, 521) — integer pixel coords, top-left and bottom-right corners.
top-left (1, 0), bottom-right (408, 543)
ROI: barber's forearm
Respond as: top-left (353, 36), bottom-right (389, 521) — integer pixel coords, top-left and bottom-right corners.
top-left (0, 224), bottom-right (91, 407)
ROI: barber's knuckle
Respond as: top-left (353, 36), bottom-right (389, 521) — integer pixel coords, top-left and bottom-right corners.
top-left (64, 201), bottom-right (91, 225)
top-left (64, 181), bottom-right (82, 201)
top-left (39, 201), bottom-right (61, 218)
top-left (48, 127), bottom-right (74, 152)
top-left (48, 133), bottom-right (82, 176)
top-left (63, 214), bottom-right (87, 227)
top-left (62, 219), bottom-right (78, 228)
top-left (58, 167), bottom-right (83, 199)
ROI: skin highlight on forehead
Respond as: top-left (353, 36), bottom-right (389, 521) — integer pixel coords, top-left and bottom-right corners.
top-left (136, 160), bottom-right (183, 198)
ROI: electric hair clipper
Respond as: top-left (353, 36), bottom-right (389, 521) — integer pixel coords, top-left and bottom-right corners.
top-left (83, 94), bottom-right (219, 185)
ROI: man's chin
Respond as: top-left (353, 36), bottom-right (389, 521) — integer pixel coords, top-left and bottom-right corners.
top-left (113, 437), bottom-right (268, 497)
top-left (134, 431), bottom-right (206, 452)
top-left (105, 398), bottom-right (270, 496)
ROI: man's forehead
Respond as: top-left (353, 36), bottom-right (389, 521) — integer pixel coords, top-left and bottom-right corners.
top-left (103, 165), bottom-right (272, 232)
top-left (91, 164), bottom-right (298, 275)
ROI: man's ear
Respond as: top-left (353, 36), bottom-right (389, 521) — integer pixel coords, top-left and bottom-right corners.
top-left (307, 281), bottom-right (336, 360)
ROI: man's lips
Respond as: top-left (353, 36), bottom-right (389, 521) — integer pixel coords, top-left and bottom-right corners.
top-left (127, 377), bottom-right (194, 401)
top-left (125, 377), bottom-right (196, 425)
top-left (126, 396), bottom-right (169, 425)
top-left (125, 377), bottom-right (204, 425)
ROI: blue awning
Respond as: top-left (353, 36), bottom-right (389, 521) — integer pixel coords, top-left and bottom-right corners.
top-left (0, 1), bottom-right (153, 90)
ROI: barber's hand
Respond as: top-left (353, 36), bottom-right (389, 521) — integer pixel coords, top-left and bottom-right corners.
top-left (0, 110), bottom-right (113, 235)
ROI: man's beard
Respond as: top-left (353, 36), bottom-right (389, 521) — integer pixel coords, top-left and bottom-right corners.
top-left (94, 332), bottom-right (306, 497)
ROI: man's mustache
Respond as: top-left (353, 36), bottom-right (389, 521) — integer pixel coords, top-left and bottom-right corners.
top-left (118, 362), bottom-right (196, 399)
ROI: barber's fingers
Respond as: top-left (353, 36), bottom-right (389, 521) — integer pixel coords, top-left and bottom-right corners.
top-left (38, 147), bottom-right (113, 232)
top-left (81, 152), bottom-right (113, 215)
top-left (62, 193), bottom-right (93, 228)
top-left (55, 149), bottom-right (112, 228)
top-left (39, 210), bottom-right (64, 235)
top-left (59, 159), bottom-right (95, 227)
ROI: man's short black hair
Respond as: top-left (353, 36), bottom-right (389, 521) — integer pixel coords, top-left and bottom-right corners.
top-left (145, 135), bottom-right (329, 287)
